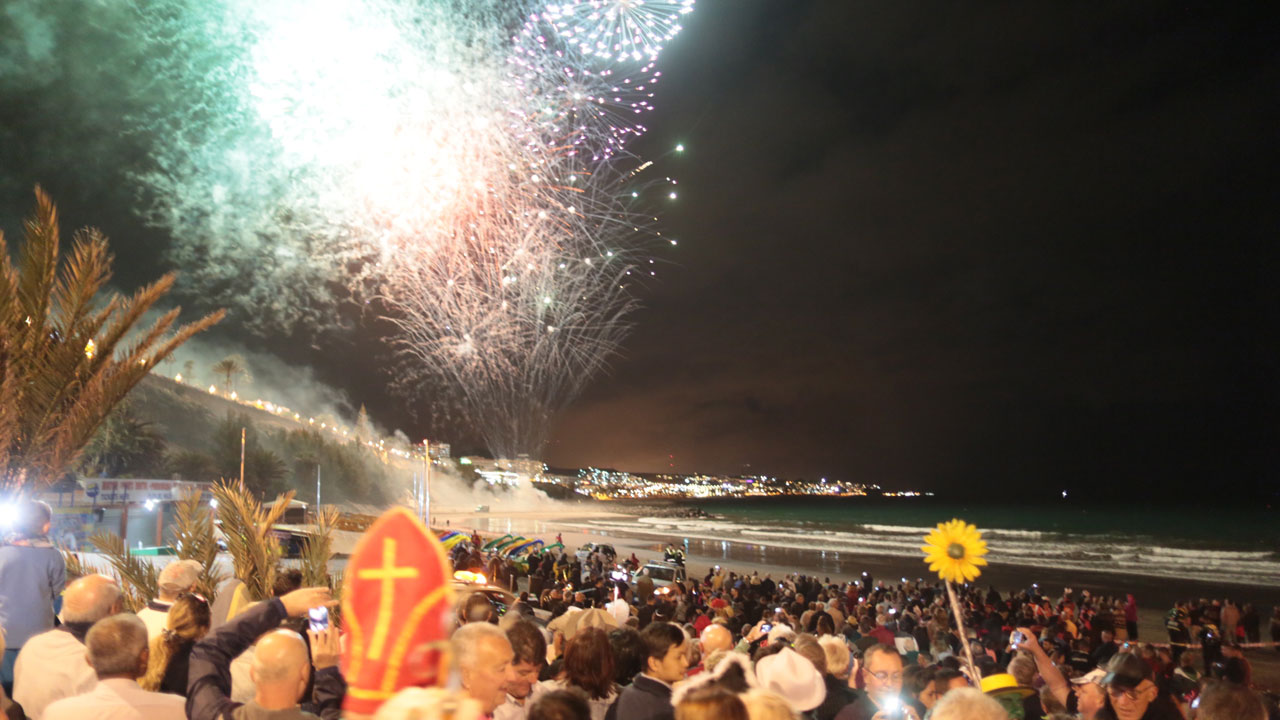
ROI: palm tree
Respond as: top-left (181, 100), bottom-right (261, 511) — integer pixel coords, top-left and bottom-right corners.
top-left (0, 187), bottom-right (224, 491)
top-left (78, 402), bottom-right (167, 477)
top-left (211, 354), bottom-right (250, 394)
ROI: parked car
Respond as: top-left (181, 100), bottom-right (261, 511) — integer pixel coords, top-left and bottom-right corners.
top-left (452, 570), bottom-right (549, 624)
top-left (633, 560), bottom-right (685, 588)
top-left (574, 543), bottom-right (617, 562)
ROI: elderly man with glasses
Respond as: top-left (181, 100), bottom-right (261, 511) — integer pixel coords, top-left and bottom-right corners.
top-left (1096, 653), bottom-right (1182, 720)
top-left (834, 644), bottom-right (919, 720)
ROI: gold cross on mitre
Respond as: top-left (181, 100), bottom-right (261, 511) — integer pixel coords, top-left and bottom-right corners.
top-left (341, 506), bottom-right (454, 716)
top-left (358, 538), bottom-right (420, 660)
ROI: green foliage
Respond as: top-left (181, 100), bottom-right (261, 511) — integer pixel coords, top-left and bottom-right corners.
top-left (164, 449), bottom-right (218, 482)
top-left (272, 427), bottom-right (395, 505)
top-left (209, 413), bottom-right (287, 496)
top-left (300, 505), bottom-right (338, 589)
top-left (0, 187), bottom-right (223, 490)
top-left (78, 401), bottom-right (167, 477)
top-left (210, 355), bottom-right (250, 393)
top-left (213, 478), bottom-right (292, 602)
top-left (171, 488), bottom-right (223, 601)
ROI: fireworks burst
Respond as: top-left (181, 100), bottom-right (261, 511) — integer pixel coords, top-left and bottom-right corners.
top-left (100, 0), bottom-right (694, 457)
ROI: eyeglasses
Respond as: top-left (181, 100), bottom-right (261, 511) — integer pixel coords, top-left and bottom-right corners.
top-left (1106, 686), bottom-right (1143, 702)
top-left (866, 671), bottom-right (904, 682)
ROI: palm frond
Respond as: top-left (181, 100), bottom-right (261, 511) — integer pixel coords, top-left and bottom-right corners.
top-left (61, 549), bottom-right (90, 582)
top-left (212, 478), bottom-right (292, 601)
top-left (300, 505), bottom-right (339, 589)
top-left (88, 530), bottom-right (159, 612)
top-left (0, 188), bottom-right (224, 491)
top-left (172, 487), bottom-right (224, 601)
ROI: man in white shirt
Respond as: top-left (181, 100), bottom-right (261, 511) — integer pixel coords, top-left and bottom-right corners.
top-left (43, 614), bottom-right (184, 720)
top-left (12, 575), bottom-right (122, 720)
top-left (495, 621), bottom-right (546, 720)
top-left (136, 559), bottom-right (202, 641)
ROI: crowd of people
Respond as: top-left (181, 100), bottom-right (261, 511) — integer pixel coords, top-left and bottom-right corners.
top-left (487, 555), bottom-right (1278, 720)
top-left (1, 498), bottom-right (1278, 720)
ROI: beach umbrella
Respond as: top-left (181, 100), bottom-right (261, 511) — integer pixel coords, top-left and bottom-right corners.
top-left (506, 539), bottom-right (544, 556)
top-left (495, 536), bottom-right (526, 551)
top-left (441, 533), bottom-right (470, 549)
top-left (483, 534), bottom-right (514, 551)
top-left (502, 540), bottom-right (529, 556)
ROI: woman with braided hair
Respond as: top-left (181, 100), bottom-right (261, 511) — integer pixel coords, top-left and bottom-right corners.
top-left (140, 593), bottom-right (211, 695)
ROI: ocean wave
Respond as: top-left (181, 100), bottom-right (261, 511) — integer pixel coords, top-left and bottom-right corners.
top-left (1145, 546), bottom-right (1274, 560)
top-left (579, 517), bottom-right (1280, 588)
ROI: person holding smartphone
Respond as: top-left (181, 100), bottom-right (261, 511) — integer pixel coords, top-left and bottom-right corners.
top-left (833, 645), bottom-right (918, 720)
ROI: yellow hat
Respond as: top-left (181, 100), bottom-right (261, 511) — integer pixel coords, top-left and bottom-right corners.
top-left (980, 673), bottom-right (1035, 699)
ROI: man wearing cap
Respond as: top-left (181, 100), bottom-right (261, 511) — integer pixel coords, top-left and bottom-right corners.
top-left (1095, 653), bottom-right (1182, 720)
top-left (834, 644), bottom-right (919, 720)
top-left (138, 559), bottom-right (203, 640)
top-left (1069, 668), bottom-right (1108, 720)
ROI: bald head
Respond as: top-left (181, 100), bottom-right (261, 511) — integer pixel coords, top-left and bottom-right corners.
top-left (62, 575), bottom-right (123, 624)
top-left (253, 629), bottom-right (310, 683)
top-left (700, 624), bottom-right (732, 654)
top-left (251, 629), bottom-right (311, 710)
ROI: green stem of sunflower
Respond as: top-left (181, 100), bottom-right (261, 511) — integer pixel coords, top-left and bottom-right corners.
top-left (945, 580), bottom-right (981, 687)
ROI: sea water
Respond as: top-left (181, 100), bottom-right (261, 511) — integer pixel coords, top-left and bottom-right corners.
top-left (581, 498), bottom-right (1280, 587)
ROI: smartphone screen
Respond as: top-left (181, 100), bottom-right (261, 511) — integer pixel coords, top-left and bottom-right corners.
top-left (1009, 630), bottom-right (1024, 650)
top-left (881, 695), bottom-right (901, 718)
top-left (308, 606), bottom-right (329, 632)
top-left (760, 623), bottom-right (772, 633)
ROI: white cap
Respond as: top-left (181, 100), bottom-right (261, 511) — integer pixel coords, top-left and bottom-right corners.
top-left (158, 559), bottom-right (203, 592)
top-left (1071, 668), bottom-right (1107, 686)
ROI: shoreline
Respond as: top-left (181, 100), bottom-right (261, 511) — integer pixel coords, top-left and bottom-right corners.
top-left (435, 505), bottom-right (1280, 606)
top-left (434, 505), bottom-right (1280, 690)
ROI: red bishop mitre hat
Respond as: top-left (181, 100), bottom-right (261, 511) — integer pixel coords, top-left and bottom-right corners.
top-left (342, 507), bottom-right (455, 715)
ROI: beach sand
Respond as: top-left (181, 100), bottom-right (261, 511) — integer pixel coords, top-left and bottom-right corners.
top-left (435, 504), bottom-right (1280, 690)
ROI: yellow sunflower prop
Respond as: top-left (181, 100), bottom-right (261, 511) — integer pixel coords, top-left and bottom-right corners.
top-left (921, 519), bottom-right (988, 584)
top-left (922, 519), bottom-right (989, 686)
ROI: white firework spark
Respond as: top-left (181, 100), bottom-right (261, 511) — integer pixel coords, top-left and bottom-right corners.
top-left (122, 0), bottom-right (694, 457)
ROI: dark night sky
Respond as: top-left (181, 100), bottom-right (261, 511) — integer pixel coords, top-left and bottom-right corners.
top-left (2, 1), bottom-right (1278, 497)
top-left (544, 0), bottom-right (1280, 496)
